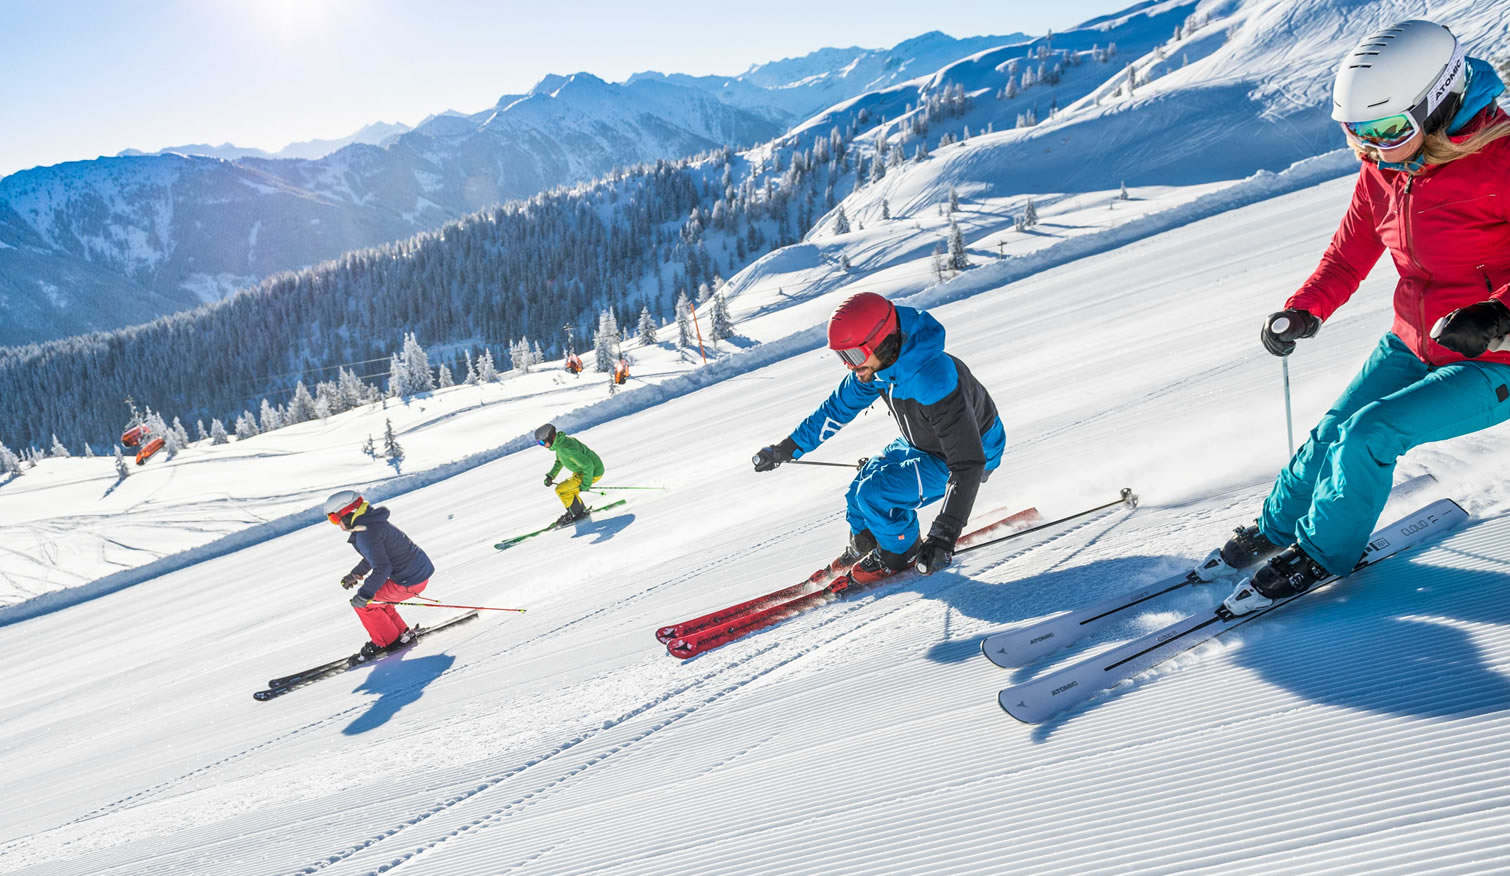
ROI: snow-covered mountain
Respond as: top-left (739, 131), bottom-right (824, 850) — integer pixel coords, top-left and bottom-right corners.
top-left (0, 32), bottom-right (1030, 347)
top-left (115, 120), bottom-right (412, 163)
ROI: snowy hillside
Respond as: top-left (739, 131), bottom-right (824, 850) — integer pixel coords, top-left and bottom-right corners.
top-left (7, 1), bottom-right (1510, 869)
top-left (7, 157), bottom-right (1510, 873)
top-left (0, 32), bottom-right (1037, 346)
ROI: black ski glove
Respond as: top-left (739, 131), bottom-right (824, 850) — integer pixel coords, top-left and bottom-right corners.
top-left (752, 437), bottom-right (799, 472)
top-left (1432, 299), bottom-right (1510, 359)
top-left (544, 474), bottom-right (555, 487)
top-left (350, 592), bottom-right (372, 609)
top-left (340, 573), bottom-right (362, 590)
top-left (1260, 309), bottom-right (1320, 357)
top-left (915, 536), bottom-right (954, 576)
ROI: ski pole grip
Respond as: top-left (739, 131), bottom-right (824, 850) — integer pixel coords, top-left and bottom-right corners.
top-left (1270, 315), bottom-right (1291, 335)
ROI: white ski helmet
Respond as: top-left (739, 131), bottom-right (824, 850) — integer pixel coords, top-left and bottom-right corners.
top-left (1332, 20), bottom-right (1467, 147)
top-left (323, 490), bottom-right (367, 527)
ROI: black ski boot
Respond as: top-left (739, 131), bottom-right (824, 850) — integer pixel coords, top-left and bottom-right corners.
top-left (1219, 523), bottom-right (1285, 570)
top-left (554, 497), bottom-right (589, 527)
top-left (834, 529), bottom-right (878, 569)
top-left (1220, 543), bottom-right (1328, 618)
top-left (349, 640), bottom-right (385, 665)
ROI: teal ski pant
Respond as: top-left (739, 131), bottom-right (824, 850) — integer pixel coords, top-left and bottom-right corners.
top-left (1259, 333), bottom-right (1510, 575)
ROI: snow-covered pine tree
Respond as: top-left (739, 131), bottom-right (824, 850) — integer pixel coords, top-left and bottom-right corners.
top-left (171, 417), bottom-right (191, 449)
top-left (383, 418), bottom-right (404, 467)
top-left (0, 441), bottom-right (20, 476)
top-left (840, 253), bottom-right (852, 272)
top-left (401, 332), bottom-right (435, 395)
top-left (1120, 181), bottom-right (1131, 200)
top-left (676, 292), bottom-right (694, 348)
top-left (211, 418), bottom-right (229, 445)
top-left (833, 205), bottom-right (851, 235)
top-left (362, 434), bottom-right (376, 458)
top-left (1024, 197), bottom-right (1039, 226)
top-left (948, 219), bottom-right (970, 271)
top-left (594, 310), bottom-right (620, 372)
top-left (511, 338), bottom-right (531, 373)
top-left (949, 186), bottom-right (960, 213)
top-left (49, 433), bottom-right (69, 457)
top-left (258, 398), bottom-right (282, 433)
top-left (437, 360), bottom-right (455, 387)
top-left (387, 353), bottom-right (405, 398)
top-left (638, 306), bottom-right (658, 345)
top-left (532, 340), bottom-right (545, 366)
top-left (477, 348), bottom-right (499, 382)
top-left (338, 367), bottom-right (366, 409)
top-left (881, 199), bottom-right (891, 220)
top-left (288, 381), bottom-right (318, 423)
top-left (463, 350), bottom-right (479, 385)
top-left (235, 411), bottom-right (259, 440)
top-left (83, 442), bottom-right (95, 458)
top-left (113, 447), bottom-right (129, 479)
top-left (711, 294), bottom-right (733, 342)
top-left (195, 420), bottom-right (208, 442)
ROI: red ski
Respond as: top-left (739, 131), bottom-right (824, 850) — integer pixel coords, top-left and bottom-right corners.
top-left (664, 506), bottom-right (1045, 659)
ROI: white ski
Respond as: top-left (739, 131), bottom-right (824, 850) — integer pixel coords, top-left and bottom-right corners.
top-left (998, 498), bottom-right (1468, 724)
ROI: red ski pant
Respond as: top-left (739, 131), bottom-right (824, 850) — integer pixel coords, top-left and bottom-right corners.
top-left (354, 579), bottom-right (428, 647)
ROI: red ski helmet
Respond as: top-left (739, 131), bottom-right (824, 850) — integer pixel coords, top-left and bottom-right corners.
top-left (828, 292), bottom-right (898, 368)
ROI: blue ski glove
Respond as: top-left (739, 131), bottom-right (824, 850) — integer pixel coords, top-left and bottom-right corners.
top-left (350, 592), bottom-right (372, 609)
top-left (915, 536), bottom-right (954, 576)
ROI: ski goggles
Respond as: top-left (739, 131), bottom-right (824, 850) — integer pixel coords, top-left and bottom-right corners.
top-left (1343, 112), bottom-right (1421, 150)
top-left (834, 346), bottom-right (872, 368)
top-left (327, 498), bottom-right (366, 526)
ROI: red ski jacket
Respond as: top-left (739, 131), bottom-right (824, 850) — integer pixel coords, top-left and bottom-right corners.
top-left (1288, 107), bottom-right (1510, 367)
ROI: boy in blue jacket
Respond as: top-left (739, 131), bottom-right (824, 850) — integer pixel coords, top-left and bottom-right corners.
top-left (324, 491), bottom-right (436, 662)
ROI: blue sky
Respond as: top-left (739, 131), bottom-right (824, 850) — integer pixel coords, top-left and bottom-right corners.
top-left (0, 0), bottom-right (1133, 177)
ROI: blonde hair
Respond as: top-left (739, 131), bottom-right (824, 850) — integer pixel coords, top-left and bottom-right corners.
top-left (1349, 118), bottom-right (1510, 167)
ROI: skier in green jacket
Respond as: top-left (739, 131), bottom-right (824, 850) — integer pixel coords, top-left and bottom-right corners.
top-left (535, 423), bottom-right (605, 526)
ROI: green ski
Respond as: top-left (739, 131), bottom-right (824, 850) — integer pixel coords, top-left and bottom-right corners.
top-left (494, 499), bottom-right (628, 550)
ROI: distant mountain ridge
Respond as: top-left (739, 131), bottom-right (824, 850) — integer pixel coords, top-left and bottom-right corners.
top-left (116, 120), bottom-right (412, 163)
top-left (0, 31), bottom-right (1028, 347)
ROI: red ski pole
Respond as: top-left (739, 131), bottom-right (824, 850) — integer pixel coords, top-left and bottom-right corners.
top-left (375, 601), bottom-right (527, 612)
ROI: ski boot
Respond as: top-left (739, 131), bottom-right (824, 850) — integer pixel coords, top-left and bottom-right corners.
top-left (1195, 522), bottom-right (1287, 583)
top-left (848, 539), bottom-right (920, 587)
top-left (833, 529), bottom-right (878, 570)
top-left (1219, 543), bottom-right (1328, 618)
top-left (349, 640), bottom-right (386, 666)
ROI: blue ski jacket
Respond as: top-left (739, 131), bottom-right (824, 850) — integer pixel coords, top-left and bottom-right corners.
top-left (788, 305), bottom-right (1001, 541)
top-left (347, 506), bottom-right (435, 600)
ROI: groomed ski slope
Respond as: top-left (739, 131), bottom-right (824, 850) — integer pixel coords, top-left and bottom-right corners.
top-left (6, 172), bottom-right (1510, 874)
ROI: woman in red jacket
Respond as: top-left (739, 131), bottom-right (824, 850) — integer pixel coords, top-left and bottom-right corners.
top-left (1221, 20), bottom-right (1510, 616)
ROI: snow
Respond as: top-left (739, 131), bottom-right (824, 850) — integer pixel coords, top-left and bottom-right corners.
top-left (7, 0), bottom-right (1510, 871)
top-left (6, 159), bottom-right (1510, 873)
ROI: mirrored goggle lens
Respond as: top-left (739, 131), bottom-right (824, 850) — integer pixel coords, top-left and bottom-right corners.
top-left (834, 346), bottom-right (869, 368)
top-left (1344, 113), bottom-right (1417, 148)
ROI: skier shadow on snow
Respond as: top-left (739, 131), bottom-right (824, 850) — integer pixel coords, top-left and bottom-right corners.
top-left (922, 554), bottom-right (1195, 666)
top-left (341, 652), bottom-right (456, 736)
top-left (566, 512), bottom-right (635, 545)
top-left (1005, 555), bottom-right (1510, 742)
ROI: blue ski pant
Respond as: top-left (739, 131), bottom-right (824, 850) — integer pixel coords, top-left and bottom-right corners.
top-left (846, 418), bottom-right (1006, 551)
top-left (1259, 333), bottom-right (1510, 575)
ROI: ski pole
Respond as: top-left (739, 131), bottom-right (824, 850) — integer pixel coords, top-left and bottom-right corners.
top-left (584, 485), bottom-right (667, 491)
top-left (957, 488), bottom-right (1138, 556)
top-left (375, 601), bottom-right (526, 612)
top-left (1281, 355), bottom-right (1296, 458)
top-left (787, 459), bottom-right (867, 470)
